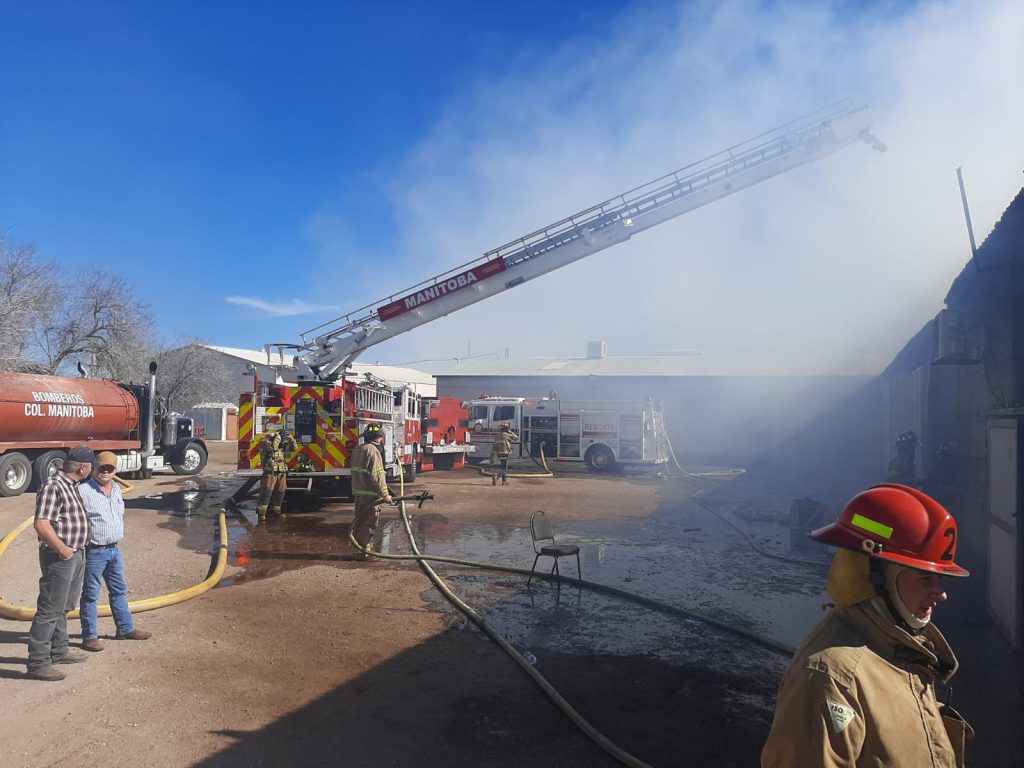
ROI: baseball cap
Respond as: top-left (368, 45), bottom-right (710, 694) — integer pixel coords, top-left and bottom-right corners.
top-left (95, 451), bottom-right (118, 469)
top-left (67, 445), bottom-right (96, 463)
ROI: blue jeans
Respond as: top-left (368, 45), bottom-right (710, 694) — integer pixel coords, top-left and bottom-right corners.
top-left (80, 545), bottom-right (134, 639)
top-left (28, 548), bottom-right (85, 671)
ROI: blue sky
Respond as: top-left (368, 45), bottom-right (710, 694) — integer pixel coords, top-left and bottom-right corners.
top-left (2, 1), bottom-right (1022, 372)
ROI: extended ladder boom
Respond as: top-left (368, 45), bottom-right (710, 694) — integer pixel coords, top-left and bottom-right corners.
top-left (288, 99), bottom-right (883, 379)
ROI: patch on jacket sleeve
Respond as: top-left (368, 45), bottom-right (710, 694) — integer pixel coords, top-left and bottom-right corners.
top-left (826, 699), bottom-right (856, 733)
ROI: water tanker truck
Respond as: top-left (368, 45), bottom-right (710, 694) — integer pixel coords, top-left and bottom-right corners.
top-left (0, 362), bottom-right (208, 497)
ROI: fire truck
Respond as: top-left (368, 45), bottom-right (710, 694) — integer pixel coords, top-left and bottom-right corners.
top-left (420, 396), bottom-right (476, 472)
top-left (464, 396), bottom-right (668, 472)
top-left (239, 101), bottom-right (882, 492)
top-left (237, 371), bottom-right (475, 491)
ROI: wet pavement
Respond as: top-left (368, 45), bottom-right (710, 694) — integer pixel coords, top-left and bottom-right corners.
top-left (138, 466), bottom-right (1021, 766)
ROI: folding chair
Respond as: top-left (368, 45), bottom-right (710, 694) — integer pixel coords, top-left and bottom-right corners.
top-left (528, 510), bottom-right (581, 586)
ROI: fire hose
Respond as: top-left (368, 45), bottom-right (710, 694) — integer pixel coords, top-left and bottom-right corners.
top-left (0, 499), bottom-right (229, 621)
top-left (348, 479), bottom-right (654, 768)
top-left (343, 473), bottom-right (798, 767)
top-left (470, 440), bottom-right (554, 481)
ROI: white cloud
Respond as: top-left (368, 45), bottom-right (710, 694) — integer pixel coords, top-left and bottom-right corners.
top-left (314, 0), bottom-right (1024, 369)
top-left (226, 295), bottom-right (343, 318)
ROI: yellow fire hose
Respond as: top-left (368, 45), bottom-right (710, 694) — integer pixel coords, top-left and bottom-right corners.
top-left (0, 508), bottom-right (228, 621)
top-left (348, 473), bottom-right (653, 768)
top-left (471, 441), bottom-right (554, 481)
top-left (345, 456), bottom-right (799, 766)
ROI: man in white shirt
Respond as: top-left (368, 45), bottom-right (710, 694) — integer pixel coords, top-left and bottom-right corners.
top-left (78, 451), bottom-right (151, 651)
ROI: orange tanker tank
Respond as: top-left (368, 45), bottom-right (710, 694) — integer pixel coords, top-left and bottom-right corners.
top-left (0, 363), bottom-right (207, 498)
top-left (0, 371), bottom-right (142, 448)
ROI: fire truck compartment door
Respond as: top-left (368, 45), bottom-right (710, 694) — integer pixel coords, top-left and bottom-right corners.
top-left (581, 413), bottom-right (620, 456)
top-left (295, 398), bottom-right (317, 444)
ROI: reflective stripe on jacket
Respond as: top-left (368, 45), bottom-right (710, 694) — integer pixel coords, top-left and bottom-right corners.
top-left (351, 442), bottom-right (389, 498)
top-left (761, 599), bottom-right (972, 768)
top-left (260, 431), bottom-right (296, 474)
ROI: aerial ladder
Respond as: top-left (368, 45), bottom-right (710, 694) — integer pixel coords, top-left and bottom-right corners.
top-left (273, 99), bottom-right (885, 380)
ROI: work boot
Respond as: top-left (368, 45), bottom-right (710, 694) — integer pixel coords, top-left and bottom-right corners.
top-left (53, 649), bottom-right (88, 664)
top-left (82, 638), bottom-right (105, 652)
top-left (27, 665), bottom-right (66, 681)
top-left (115, 629), bottom-right (152, 641)
top-left (502, 478), bottom-right (508, 486)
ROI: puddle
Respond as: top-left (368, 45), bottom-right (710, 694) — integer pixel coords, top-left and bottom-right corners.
top-left (138, 470), bottom-right (834, 650)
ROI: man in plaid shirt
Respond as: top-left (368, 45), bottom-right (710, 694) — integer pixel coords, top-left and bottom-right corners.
top-left (27, 445), bottom-right (95, 681)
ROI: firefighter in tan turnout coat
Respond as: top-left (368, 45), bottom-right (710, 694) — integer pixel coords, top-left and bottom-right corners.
top-left (489, 422), bottom-right (519, 486)
top-left (761, 484), bottom-right (973, 768)
top-left (349, 424), bottom-right (392, 559)
top-left (257, 427), bottom-right (297, 519)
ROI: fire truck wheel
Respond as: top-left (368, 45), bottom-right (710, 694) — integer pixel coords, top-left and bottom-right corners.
top-left (172, 442), bottom-right (208, 475)
top-left (584, 445), bottom-right (616, 473)
top-left (31, 450), bottom-right (67, 491)
top-left (0, 452), bottom-right (33, 497)
top-left (402, 460), bottom-right (417, 484)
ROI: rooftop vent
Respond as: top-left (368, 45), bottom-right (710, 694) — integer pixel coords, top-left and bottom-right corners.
top-left (933, 309), bottom-right (983, 365)
top-left (586, 341), bottom-right (607, 359)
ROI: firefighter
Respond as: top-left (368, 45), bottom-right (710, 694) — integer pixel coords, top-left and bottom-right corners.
top-left (887, 430), bottom-right (918, 486)
top-left (761, 484), bottom-right (973, 768)
top-left (490, 422), bottom-right (519, 486)
top-left (350, 423), bottom-right (392, 559)
top-left (257, 425), bottom-right (297, 520)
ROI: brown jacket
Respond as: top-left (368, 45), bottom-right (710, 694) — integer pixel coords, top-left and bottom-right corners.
top-left (351, 441), bottom-right (389, 499)
top-left (489, 430), bottom-right (519, 458)
top-left (761, 599), bottom-right (973, 767)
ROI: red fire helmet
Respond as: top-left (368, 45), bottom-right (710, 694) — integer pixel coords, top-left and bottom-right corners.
top-left (810, 483), bottom-right (969, 577)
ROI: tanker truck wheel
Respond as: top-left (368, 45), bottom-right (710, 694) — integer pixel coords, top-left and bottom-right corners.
top-left (172, 442), bottom-right (208, 475)
top-left (31, 450), bottom-right (66, 491)
top-left (0, 452), bottom-right (33, 497)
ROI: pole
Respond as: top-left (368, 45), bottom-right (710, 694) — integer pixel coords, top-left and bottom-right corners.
top-left (956, 167), bottom-right (980, 270)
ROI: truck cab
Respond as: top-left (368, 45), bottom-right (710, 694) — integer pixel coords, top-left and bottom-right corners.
top-left (465, 397), bottom-right (525, 460)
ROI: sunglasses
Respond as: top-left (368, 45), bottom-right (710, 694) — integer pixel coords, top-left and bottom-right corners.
top-left (97, 466), bottom-right (117, 473)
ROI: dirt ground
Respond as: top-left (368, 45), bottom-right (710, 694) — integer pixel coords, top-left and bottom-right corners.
top-left (0, 444), bottom-right (1018, 767)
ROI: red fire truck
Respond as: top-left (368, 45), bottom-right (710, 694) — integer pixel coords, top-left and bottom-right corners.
top-left (237, 375), bottom-right (474, 492)
top-left (419, 397), bottom-right (475, 472)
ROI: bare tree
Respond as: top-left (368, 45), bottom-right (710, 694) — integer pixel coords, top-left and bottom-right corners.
top-left (155, 342), bottom-right (237, 413)
top-left (91, 330), bottom-right (158, 384)
top-left (33, 270), bottom-right (155, 376)
top-left (0, 239), bottom-right (57, 371)
top-left (1, 243), bottom-right (221, 418)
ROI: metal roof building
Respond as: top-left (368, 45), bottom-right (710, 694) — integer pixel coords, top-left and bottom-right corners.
top-left (436, 345), bottom-right (885, 486)
top-left (203, 345), bottom-right (437, 397)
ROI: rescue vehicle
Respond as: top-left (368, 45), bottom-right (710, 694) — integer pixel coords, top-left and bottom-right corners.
top-left (464, 396), bottom-right (669, 472)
